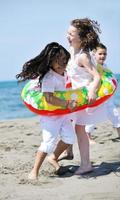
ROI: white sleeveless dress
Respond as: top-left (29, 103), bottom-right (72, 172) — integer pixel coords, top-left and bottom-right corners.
top-left (67, 48), bottom-right (108, 125)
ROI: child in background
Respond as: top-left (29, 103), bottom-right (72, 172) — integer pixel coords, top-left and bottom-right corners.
top-left (86, 43), bottom-right (120, 139)
top-left (16, 42), bottom-right (77, 180)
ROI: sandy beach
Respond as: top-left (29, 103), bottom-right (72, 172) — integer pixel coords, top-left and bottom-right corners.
top-left (0, 115), bottom-right (120, 200)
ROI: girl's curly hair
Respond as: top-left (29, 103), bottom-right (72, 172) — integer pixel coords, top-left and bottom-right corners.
top-left (71, 18), bottom-right (101, 51)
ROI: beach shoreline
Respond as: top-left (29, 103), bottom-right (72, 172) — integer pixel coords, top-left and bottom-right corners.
top-left (0, 116), bottom-right (120, 200)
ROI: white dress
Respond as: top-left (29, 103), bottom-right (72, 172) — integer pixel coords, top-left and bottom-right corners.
top-left (67, 49), bottom-right (108, 125)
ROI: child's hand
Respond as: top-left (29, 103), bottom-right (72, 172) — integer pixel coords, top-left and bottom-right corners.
top-left (66, 100), bottom-right (78, 110)
top-left (88, 90), bottom-right (97, 105)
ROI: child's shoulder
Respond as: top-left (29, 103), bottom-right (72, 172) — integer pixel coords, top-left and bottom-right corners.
top-left (44, 70), bottom-right (53, 77)
top-left (78, 51), bottom-right (90, 61)
top-left (42, 70), bottom-right (54, 82)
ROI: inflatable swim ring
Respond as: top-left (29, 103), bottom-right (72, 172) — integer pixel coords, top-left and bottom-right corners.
top-left (21, 65), bottom-right (117, 116)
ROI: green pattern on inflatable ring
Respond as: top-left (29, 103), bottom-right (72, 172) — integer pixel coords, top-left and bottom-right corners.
top-left (96, 64), bottom-right (116, 97)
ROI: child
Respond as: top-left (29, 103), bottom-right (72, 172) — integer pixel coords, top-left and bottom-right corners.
top-left (16, 42), bottom-right (77, 180)
top-left (61, 42), bottom-right (120, 161)
top-left (86, 43), bottom-right (120, 139)
top-left (65, 18), bottom-right (109, 175)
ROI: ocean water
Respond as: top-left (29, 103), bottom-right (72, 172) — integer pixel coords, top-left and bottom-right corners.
top-left (0, 74), bottom-right (120, 121)
top-left (0, 81), bottom-right (35, 121)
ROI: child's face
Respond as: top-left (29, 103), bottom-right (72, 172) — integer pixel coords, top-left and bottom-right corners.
top-left (94, 48), bottom-right (107, 65)
top-left (67, 25), bottom-right (81, 49)
top-left (52, 60), bottom-right (67, 75)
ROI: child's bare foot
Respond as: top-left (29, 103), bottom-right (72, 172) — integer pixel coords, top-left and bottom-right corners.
top-left (28, 169), bottom-right (38, 180)
top-left (47, 154), bottom-right (60, 171)
top-left (74, 165), bottom-right (93, 175)
top-left (48, 155), bottom-right (69, 175)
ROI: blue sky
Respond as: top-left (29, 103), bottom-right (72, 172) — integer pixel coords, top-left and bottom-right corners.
top-left (0, 0), bottom-right (120, 81)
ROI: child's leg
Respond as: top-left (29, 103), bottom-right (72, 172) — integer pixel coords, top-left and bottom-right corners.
top-left (116, 127), bottom-right (120, 138)
top-left (74, 124), bottom-right (93, 175)
top-left (85, 124), bottom-right (96, 144)
top-left (58, 144), bottom-right (74, 160)
top-left (28, 151), bottom-right (47, 180)
top-left (48, 117), bottom-right (75, 173)
top-left (59, 117), bottom-right (75, 160)
top-left (58, 119), bottom-right (75, 160)
top-left (28, 117), bottom-right (59, 179)
top-left (106, 99), bottom-right (120, 138)
top-left (66, 144), bottom-right (74, 158)
top-left (48, 140), bottom-right (69, 171)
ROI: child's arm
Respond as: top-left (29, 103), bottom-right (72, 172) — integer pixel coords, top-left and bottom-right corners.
top-left (44, 92), bottom-right (77, 110)
top-left (78, 53), bottom-right (101, 104)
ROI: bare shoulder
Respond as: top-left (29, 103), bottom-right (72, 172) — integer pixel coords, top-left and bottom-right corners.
top-left (78, 52), bottom-right (91, 66)
top-left (79, 52), bottom-right (90, 60)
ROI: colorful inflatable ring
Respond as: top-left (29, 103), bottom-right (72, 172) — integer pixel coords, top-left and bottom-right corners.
top-left (21, 65), bottom-right (117, 116)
